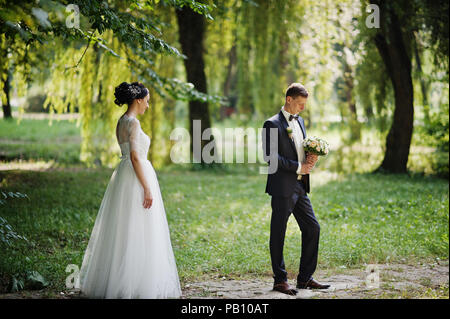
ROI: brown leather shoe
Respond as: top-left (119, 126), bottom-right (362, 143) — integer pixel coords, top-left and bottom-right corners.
top-left (273, 281), bottom-right (298, 295)
top-left (296, 278), bottom-right (330, 289)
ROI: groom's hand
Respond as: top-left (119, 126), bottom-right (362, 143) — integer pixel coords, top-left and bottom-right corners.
top-left (306, 153), bottom-right (319, 167)
top-left (299, 162), bottom-right (314, 175)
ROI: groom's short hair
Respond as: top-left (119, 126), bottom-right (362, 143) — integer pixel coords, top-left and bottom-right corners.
top-left (285, 83), bottom-right (309, 99)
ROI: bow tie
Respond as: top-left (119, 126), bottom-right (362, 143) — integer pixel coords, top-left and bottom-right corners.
top-left (289, 114), bottom-right (299, 121)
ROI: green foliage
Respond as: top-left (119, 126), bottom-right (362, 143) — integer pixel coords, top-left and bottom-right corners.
top-left (163, 0), bottom-right (215, 20)
top-left (1, 0), bottom-right (189, 57)
top-left (423, 103), bottom-right (449, 178)
top-left (0, 0), bottom-right (220, 102)
top-left (24, 270), bottom-right (49, 290)
top-left (0, 189), bottom-right (30, 293)
top-left (414, 0), bottom-right (449, 77)
top-left (233, 0), bottom-right (296, 118)
top-left (425, 103), bottom-right (450, 153)
top-left (0, 190), bottom-right (28, 206)
top-left (1, 0), bottom-right (223, 167)
top-left (2, 0), bottom-right (448, 172)
top-left (0, 216), bottom-right (28, 247)
top-left (0, 191), bottom-right (29, 249)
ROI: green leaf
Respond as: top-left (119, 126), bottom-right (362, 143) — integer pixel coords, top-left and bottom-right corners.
top-left (25, 271), bottom-right (49, 290)
top-left (31, 7), bottom-right (52, 29)
top-left (10, 276), bottom-right (25, 293)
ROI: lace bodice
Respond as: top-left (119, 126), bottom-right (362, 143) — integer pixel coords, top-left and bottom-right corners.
top-left (116, 114), bottom-right (150, 160)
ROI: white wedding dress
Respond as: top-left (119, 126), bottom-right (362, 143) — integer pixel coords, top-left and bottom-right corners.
top-left (79, 114), bottom-right (182, 299)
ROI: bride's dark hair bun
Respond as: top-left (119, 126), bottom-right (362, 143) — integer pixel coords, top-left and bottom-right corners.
top-left (114, 81), bottom-right (149, 106)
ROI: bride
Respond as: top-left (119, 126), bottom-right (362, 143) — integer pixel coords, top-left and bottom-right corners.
top-left (78, 81), bottom-right (182, 299)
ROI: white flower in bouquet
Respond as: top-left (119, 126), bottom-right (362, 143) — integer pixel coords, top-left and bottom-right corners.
top-left (302, 136), bottom-right (330, 156)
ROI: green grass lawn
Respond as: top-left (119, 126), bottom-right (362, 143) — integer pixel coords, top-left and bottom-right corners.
top-left (0, 118), bottom-right (81, 164)
top-left (0, 117), bottom-right (448, 296)
top-left (1, 116), bottom-right (444, 175)
top-left (0, 166), bottom-right (448, 294)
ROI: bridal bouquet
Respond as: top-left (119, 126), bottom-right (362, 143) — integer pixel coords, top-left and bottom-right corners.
top-left (302, 136), bottom-right (330, 156)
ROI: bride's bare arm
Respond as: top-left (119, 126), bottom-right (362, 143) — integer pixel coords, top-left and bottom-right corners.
top-left (130, 150), bottom-right (153, 209)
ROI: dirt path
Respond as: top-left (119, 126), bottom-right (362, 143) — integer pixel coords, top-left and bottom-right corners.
top-left (0, 262), bottom-right (448, 299)
top-left (182, 262), bottom-right (449, 299)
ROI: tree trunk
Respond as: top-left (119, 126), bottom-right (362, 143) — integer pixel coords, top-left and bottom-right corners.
top-left (2, 72), bottom-right (12, 119)
top-left (223, 44), bottom-right (237, 98)
top-left (413, 32), bottom-right (430, 124)
top-left (221, 44), bottom-right (237, 120)
top-left (343, 61), bottom-right (360, 141)
top-left (371, 0), bottom-right (414, 174)
top-left (176, 6), bottom-right (214, 165)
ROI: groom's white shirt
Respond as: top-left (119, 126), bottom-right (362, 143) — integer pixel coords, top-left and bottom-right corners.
top-left (281, 106), bottom-right (305, 179)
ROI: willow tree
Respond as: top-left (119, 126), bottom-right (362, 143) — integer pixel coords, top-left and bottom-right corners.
top-left (332, 1), bottom-right (362, 142)
top-left (1, 0), bottom-right (219, 167)
top-left (365, 0), bottom-right (449, 174)
top-left (203, 0), bottom-right (236, 120)
top-left (234, 0), bottom-right (254, 121)
top-left (201, 0), bottom-right (347, 128)
top-left (200, 0), bottom-right (293, 121)
top-left (135, 4), bottom-right (181, 167)
top-left (240, 0), bottom-right (292, 117)
top-left (0, 26), bottom-right (44, 120)
top-left (233, 0), bottom-right (342, 125)
top-left (175, 4), bottom-right (218, 165)
top-left (210, 0), bottom-right (301, 121)
top-left (280, 0), bottom-right (339, 127)
top-left (355, 39), bottom-right (392, 130)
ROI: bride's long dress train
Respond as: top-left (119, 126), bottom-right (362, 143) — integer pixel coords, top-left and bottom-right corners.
top-left (79, 114), bottom-right (181, 298)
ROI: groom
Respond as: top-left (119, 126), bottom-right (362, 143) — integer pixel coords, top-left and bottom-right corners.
top-left (262, 83), bottom-right (330, 295)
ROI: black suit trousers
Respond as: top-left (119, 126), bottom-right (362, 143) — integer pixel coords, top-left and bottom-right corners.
top-left (269, 179), bottom-right (320, 284)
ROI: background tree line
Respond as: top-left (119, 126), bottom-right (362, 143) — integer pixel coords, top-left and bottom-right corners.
top-left (1, 0), bottom-right (448, 176)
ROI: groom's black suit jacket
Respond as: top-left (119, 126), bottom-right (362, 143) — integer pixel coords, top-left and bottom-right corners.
top-left (263, 110), bottom-right (310, 196)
